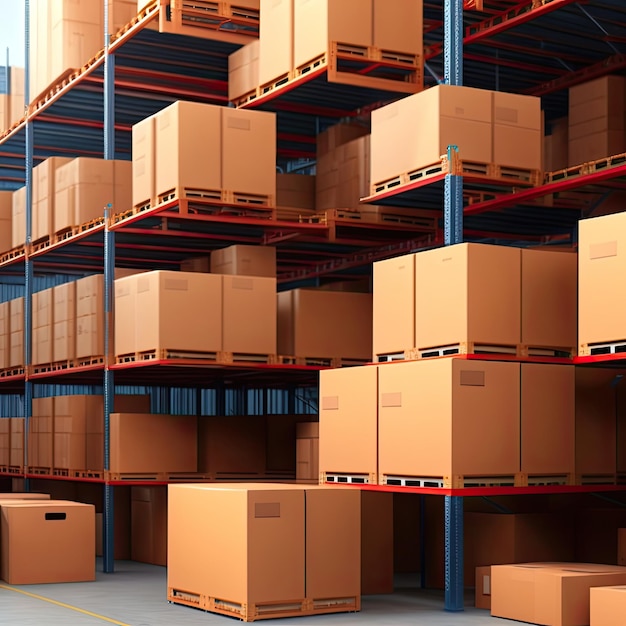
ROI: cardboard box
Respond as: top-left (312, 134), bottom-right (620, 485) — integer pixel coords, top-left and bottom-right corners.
top-left (522, 248), bottom-right (577, 350)
top-left (569, 76), bottom-right (626, 117)
top-left (371, 86), bottom-right (493, 186)
top-left (266, 414), bottom-right (316, 474)
top-left (0, 419), bottom-right (10, 467)
top-left (33, 156), bottom-right (72, 241)
top-left (569, 131), bottom-right (625, 166)
top-left (9, 297), bottom-right (23, 369)
top-left (361, 491), bottom-right (393, 595)
top-left (475, 566), bottom-right (491, 610)
top-left (11, 186), bottom-right (25, 249)
top-left (197, 415), bottom-right (267, 477)
top-left (491, 563), bottom-right (626, 626)
top-left (259, 0), bottom-right (292, 85)
top-left (296, 422), bottom-right (319, 483)
top-left (278, 289), bottom-right (372, 360)
top-left (33, 288), bottom-right (54, 366)
top-left (229, 39), bottom-right (260, 101)
top-left (222, 275), bottom-right (276, 355)
top-left (378, 359), bottom-right (521, 480)
top-left (53, 395), bottom-right (100, 471)
top-left (54, 158), bottom-right (132, 233)
top-left (576, 368), bottom-right (618, 476)
top-left (9, 418), bottom-right (24, 468)
top-left (221, 108), bottom-right (276, 201)
top-left (619, 528), bottom-right (626, 565)
top-left (293, 0), bottom-right (372, 69)
top-left (211, 245), bottom-right (276, 277)
top-left (493, 91), bottom-right (543, 170)
top-left (180, 256), bottom-right (211, 273)
top-left (372, 0), bottom-right (422, 55)
top-left (544, 117), bottom-right (569, 172)
top-left (319, 365), bottom-right (378, 480)
top-left (53, 281), bottom-right (76, 362)
top-left (154, 101), bottom-right (222, 200)
top-left (131, 114), bottom-right (155, 208)
top-left (94, 486), bottom-right (131, 560)
top-left (0, 301), bottom-right (9, 370)
top-left (131, 486), bottom-right (167, 566)
top-left (590, 586), bottom-right (626, 626)
top-left (115, 271), bottom-right (223, 357)
top-left (76, 274), bottom-right (104, 360)
top-left (0, 493), bottom-right (50, 500)
top-left (0, 500), bottom-right (95, 584)
top-left (521, 364), bottom-right (575, 476)
top-left (276, 173), bottom-right (316, 211)
top-left (578, 212), bottom-right (626, 349)
top-left (110, 413), bottom-right (197, 475)
top-left (373, 253), bottom-right (415, 358)
top-left (414, 243), bottom-right (521, 351)
top-left (0, 191), bottom-right (12, 254)
top-left (168, 484), bottom-right (360, 609)
top-left (317, 121), bottom-right (370, 159)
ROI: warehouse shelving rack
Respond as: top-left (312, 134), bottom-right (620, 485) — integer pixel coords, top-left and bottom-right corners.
top-left (1, 0), bottom-right (626, 614)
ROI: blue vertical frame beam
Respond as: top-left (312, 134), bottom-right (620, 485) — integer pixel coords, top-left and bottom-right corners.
top-left (23, 0), bottom-right (33, 489)
top-left (443, 0), bottom-right (465, 612)
top-left (103, 0), bottom-right (116, 574)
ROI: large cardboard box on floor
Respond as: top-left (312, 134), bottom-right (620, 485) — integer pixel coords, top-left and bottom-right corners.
top-left (372, 253), bottom-right (415, 358)
top-left (197, 415), bottom-right (267, 478)
top-left (53, 281), bottom-right (76, 363)
top-left (9, 297), bottom-right (23, 369)
top-left (110, 413), bottom-right (197, 475)
top-left (371, 86), bottom-right (493, 187)
top-left (296, 422), bottom-right (319, 483)
top-left (33, 156), bottom-right (72, 242)
top-left (278, 289), bottom-right (372, 361)
top-left (0, 192), bottom-right (12, 254)
top-left (168, 484), bottom-right (360, 613)
top-left (378, 359), bottom-right (520, 483)
top-left (591, 586), bottom-right (626, 625)
top-left (319, 365), bottom-right (378, 482)
top-left (521, 363), bottom-right (575, 476)
top-left (33, 288), bottom-right (54, 366)
top-left (54, 158), bottom-right (131, 234)
top-left (0, 301), bottom-right (9, 371)
top-left (0, 500), bottom-right (95, 584)
top-left (491, 563), bottom-right (626, 626)
top-left (579, 212), bottom-right (626, 351)
top-left (361, 491), bottom-right (393, 595)
top-left (222, 275), bottom-right (277, 356)
top-left (9, 418), bottom-right (24, 468)
top-left (522, 248), bottom-right (577, 351)
top-left (11, 186), bottom-right (25, 249)
top-left (131, 486), bottom-right (167, 566)
top-left (229, 39), bottom-right (260, 101)
top-left (211, 244), bottom-right (276, 277)
top-left (293, 0), bottom-right (372, 69)
top-left (414, 243), bottom-right (521, 352)
top-left (258, 0), bottom-right (293, 86)
top-left (114, 271), bottom-right (223, 358)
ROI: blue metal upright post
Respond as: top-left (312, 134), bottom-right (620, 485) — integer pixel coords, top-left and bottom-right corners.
top-left (443, 0), bottom-right (465, 612)
top-left (103, 0), bottom-right (116, 574)
top-left (23, 0), bottom-right (33, 491)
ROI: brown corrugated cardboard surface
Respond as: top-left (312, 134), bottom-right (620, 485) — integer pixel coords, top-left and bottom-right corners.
top-left (278, 289), bottom-right (372, 360)
top-left (211, 245), bottom-right (276, 277)
top-left (475, 566), bottom-right (491, 610)
top-left (11, 186), bottom-right (25, 249)
top-left (222, 275), bottom-right (276, 355)
top-left (544, 117), bottom-right (568, 172)
top-left (0, 301), bottom-right (8, 370)
top-left (155, 101), bottom-right (222, 198)
top-left (180, 256), bottom-right (211, 273)
top-left (0, 192), bottom-right (12, 254)
top-left (319, 365), bottom-right (378, 479)
top-left (372, 0), bottom-right (422, 54)
top-left (317, 121), bottom-right (369, 158)
top-left (197, 415), bottom-right (267, 476)
top-left (221, 108), bottom-right (276, 200)
top-left (491, 563), bottom-right (626, 626)
top-left (33, 157), bottom-right (72, 241)
top-left (521, 364), bottom-right (575, 475)
top-left (9, 418), bottom-right (24, 468)
top-left (76, 274), bottom-right (104, 360)
top-left (30, 398), bottom-right (54, 469)
top-left (522, 248), bottom-right (577, 349)
top-left (93, 484), bottom-right (131, 560)
top-left (277, 173), bottom-right (316, 211)
top-left (53, 281), bottom-right (76, 362)
top-left (131, 114), bottom-right (155, 208)
top-left (591, 586), bottom-right (626, 626)
top-left (579, 212), bottom-right (626, 349)
top-left (110, 413), bottom-right (197, 474)
top-left (569, 131), bottom-right (625, 166)
top-left (294, 0), bottom-right (372, 68)
top-left (0, 493), bottom-right (50, 500)
top-left (168, 484), bottom-right (306, 605)
top-left (575, 368), bottom-right (618, 475)
top-left (378, 359), bottom-right (520, 479)
top-left (361, 491), bottom-right (393, 595)
top-left (33, 288), bottom-right (54, 366)
top-left (0, 419), bottom-right (10, 467)
top-left (131, 486), bottom-right (167, 566)
top-left (229, 39), bottom-right (260, 100)
top-left (115, 271), bottom-right (223, 357)
top-left (266, 414), bottom-right (316, 473)
top-left (414, 243), bottom-right (521, 350)
top-left (0, 500), bottom-right (95, 584)
top-left (9, 297), bottom-right (23, 368)
top-left (258, 0), bottom-right (293, 85)
top-left (296, 422), bottom-right (319, 482)
top-left (373, 253), bottom-right (415, 357)
top-left (620, 528), bottom-right (626, 565)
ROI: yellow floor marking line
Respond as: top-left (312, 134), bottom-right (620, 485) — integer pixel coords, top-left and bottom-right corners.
top-left (0, 583), bottom-right (132, 626)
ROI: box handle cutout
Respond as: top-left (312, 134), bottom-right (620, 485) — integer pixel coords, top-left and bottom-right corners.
top-left (45, 512), bottom-right (67, 521)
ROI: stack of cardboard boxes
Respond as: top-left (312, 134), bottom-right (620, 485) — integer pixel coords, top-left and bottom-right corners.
top-left (0, 66), bottom-right (25, 131)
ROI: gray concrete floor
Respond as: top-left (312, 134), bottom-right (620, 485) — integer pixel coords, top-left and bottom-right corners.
top-left (0, 560), bottom-right (516, 626)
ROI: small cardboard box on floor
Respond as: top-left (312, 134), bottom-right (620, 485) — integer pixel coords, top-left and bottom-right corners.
top-left (591, 586), bottom-right (626, 626)
top-left (0, 500), bottom-right (95, 584)
top-left (168, 484), bottom-right (360, 619)
top-left (131, 486), bottom-right (167, 567)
